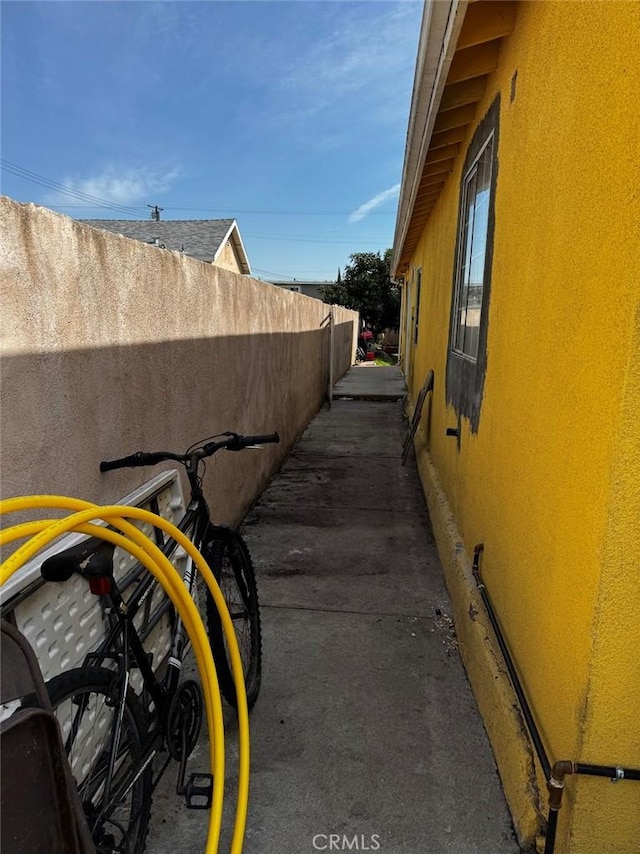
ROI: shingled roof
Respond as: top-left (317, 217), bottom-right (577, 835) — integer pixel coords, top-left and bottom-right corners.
top-left (80, 218), bottom-right (251, 273)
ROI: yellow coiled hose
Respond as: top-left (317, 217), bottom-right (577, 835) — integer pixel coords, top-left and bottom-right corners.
top-left (0, 495), bottom-right (251, 854)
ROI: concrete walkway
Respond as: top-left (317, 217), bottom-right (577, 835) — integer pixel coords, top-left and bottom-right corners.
top-left (149, 366), bottom-right (519, 853)
top-left (332, 364), bottom-right (407, 401)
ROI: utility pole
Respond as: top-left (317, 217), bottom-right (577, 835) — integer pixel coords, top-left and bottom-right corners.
top-left (147, 204), bottom-right (163, 221)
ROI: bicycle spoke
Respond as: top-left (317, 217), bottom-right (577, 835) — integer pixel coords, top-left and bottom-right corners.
top-left (47, 668), bottom-right (152, 854)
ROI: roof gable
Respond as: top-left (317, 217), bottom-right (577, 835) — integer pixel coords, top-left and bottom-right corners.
top-left (80, 218), bottom-right (251, 273)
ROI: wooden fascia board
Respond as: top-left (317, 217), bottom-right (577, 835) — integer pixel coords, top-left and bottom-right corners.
top-left (414, 199), bottom-right (440, 213)
top-left (392, 0), bottom-right (469, 276)
top-left (412, 194), bottom-right (441, 213)
top-left (415, 188), bottom-right (442, 203)
top-left (416, 193), bottom-right (447, 212)
top-left (422, 159), bottom-right (453, 176)
top-left (433, 103), bottom-right (476, 132)
top-left (419, 173), bottom-right (448, 190)
top-left (417, 163), bottom-right (453, 204)
top-left (425, 143), bottom-right (460, 165)
top-left (430, 126), bottom-right (469, 149)
top-left (417, 180), bottom-right (444, 195)
top-left (456, 1), bottom-right (516, 50)
top-left (413, 200), bottom-right (441, 217)
top-left (233, 225), bottom-right (252, 275)
top-left (418, 182), bottom-right (449, 199)
top-left (214, 219), bottom-right (251, 275)
top-left (420, 172), bottom-right (453, 193)
top-left (439, 76), bottom-right (487, 112)
top-left (447, 41), bottom-right (499, 85)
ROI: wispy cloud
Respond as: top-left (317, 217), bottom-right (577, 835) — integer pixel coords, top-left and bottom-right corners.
top-left (64, 166), bottom-right (180, 205)
top-left (42, 166), bottom-right (182, 209)
top-left (232, 3), bottom-right (422, 143)
top-left (349, 184), bottom-right (401, 224)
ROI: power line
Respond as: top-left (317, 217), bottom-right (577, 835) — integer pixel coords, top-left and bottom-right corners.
top-left (245, 233), bottom-right (385, 245)
top-left (162, 207), bottom-right (396, 216)
top-left (1, 160), bottom-right (396, 239)
top-left (0, 159), bottom-right (144, 216)
top-left (253, 267), bottom-right (335, 281)
top-left (0, 159), bottom-right (145, 217)
top-left (254, 270), bottom-right (298, 281)
top-left (40, 203), bottom-right (395, 217)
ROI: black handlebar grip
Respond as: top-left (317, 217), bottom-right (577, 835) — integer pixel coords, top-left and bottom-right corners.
top-left (241, 432), bottom-right (280, 447)
top-left (99, 452), bottom-right (146, 472)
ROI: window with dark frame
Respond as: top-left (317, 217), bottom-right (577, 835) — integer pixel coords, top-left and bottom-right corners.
top-left (451, 134), bottom-right (494, 361)
top-left (445, 94), bottom-right (500, 434)
top-left (414, 268), bottom-right (422, 346)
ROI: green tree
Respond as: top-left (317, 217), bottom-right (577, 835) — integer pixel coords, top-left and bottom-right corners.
top-left (321, 249), bottom-right (399, 335)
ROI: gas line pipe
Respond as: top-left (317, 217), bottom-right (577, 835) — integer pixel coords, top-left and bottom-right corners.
top-left (471, 543), bottom-right (640, 854)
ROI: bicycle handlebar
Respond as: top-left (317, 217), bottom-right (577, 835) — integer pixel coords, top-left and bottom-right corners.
top-left (99, 432), bottom-right (280, 473)
top-left (99, 451), bottom-right (182, 472)
top-left (202, 433), bottom-right (280, 454)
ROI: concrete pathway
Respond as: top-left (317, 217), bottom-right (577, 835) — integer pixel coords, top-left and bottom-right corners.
top-left (149, 366), bottom-right (520, 853)
top-left (333, 364), bottom-right (406, 401)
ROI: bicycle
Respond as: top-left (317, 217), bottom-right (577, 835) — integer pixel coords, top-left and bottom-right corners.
top-left (39, 430), bottom-right (279, 854)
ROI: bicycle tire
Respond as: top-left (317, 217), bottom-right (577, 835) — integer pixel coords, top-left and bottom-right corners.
top-left (203, 526), bottom-right (262, 710)
top-left (47, 666), bottom-right (153, 854)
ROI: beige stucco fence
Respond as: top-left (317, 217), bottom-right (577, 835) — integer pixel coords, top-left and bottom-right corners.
top-left (0, 196), bottom-right (358, 526)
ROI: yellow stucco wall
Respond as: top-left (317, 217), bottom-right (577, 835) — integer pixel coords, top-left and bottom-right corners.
top-left (404, 2), bottom-right (640, 851)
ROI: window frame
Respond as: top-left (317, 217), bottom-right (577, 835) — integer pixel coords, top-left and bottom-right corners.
top-left (413, 268), bottom-right (422, 347)
top-left (445, 95), bottom-right (500, 434)
top-left (450, 132), bottom-right (495, 363)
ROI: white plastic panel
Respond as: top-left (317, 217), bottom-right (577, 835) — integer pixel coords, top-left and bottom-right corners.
top-left (2, 470), bottom-right (186, 684)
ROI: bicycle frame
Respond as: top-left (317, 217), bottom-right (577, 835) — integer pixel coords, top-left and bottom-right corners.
top-left (78, 474), bottom-right (214, 819)
top-left (90, 455), bottom-right (211, 682)
top-left (49, 431), bottom-right (275, 839)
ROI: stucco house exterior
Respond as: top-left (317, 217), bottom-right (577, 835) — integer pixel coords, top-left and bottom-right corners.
top-left (81, 218), bottom-right (251, 275)
top-left (392, 2), bottom-right (640, 852)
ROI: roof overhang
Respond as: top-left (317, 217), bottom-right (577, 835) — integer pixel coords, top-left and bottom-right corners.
top-left (392, 0), bottom-right (516, 278)
top-left (214, 219), bottom-right (251, 275)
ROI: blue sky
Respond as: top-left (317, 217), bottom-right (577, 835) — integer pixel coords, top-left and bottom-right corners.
top-left (1, 1), bottom-right (422, 282)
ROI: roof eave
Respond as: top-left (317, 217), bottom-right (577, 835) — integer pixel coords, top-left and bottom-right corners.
top-left (391, 0), bottom-right (469, 278)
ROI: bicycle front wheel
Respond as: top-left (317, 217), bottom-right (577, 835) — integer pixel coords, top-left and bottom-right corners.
top-left (203, 526), bottom-right (262, 710)
top-left (47, 666), bottom-right (152, 854)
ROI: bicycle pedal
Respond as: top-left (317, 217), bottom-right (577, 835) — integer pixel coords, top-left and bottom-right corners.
top-left (184, 772), bottom-right (213, 810)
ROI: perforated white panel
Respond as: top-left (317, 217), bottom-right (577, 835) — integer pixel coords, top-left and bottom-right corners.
top-left (14, 574), bottom-right (102, 682)
top-left (3, 471), bottom-right (186, 685)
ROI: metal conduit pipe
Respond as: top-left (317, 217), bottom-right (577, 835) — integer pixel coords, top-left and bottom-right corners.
top-left (471, 545), bottom-right (551, 778)
top-left (471, 544), bottom-right (640, 854)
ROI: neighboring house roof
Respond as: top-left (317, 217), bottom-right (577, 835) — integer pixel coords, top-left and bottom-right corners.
top-left (268, 281), bottom-right (331, 300)
top-left (80, 218), bottom-right (251, 274)
top-left (391, 0), bottom-right (515, 278)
